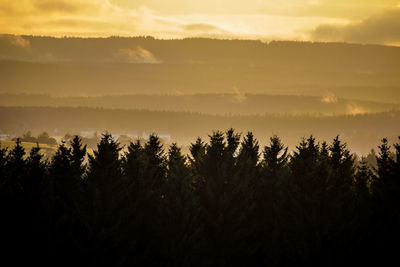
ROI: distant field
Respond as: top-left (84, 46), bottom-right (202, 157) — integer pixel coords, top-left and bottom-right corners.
top-left (0, 140), bottom-right (57, 156)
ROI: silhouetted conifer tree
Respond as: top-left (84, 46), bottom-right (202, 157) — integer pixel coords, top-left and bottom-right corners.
top-left (159, 143), bottom-right (203, 266)
top-left (44, 140), bottom-right (85, 264)
top-left (21, 144), bottom-right (48, 263)
top-left (329, 136), bottom-right (354, 182)
top-left (1, 139), bottom-right (27, 264)
top-left (257, 135), bottom-right (289, 265)
top-left (352, 157), bottom-right (374, 263)
top-left (3, 138), bottom-right (26, 197)
top-left (188, 137), bottom-right (206, 187)
top-left (375, 138), bottom-right (394, 181)
top-left (122, 140), bottom-right (149, 264)
top-left (84, 133), bottom-right (128, 265)
top-left (24, 144), bottom-right (46, 214)
top-left (286, 136), bottom-right (358, 265)
top-left (326, 137), bottom-right (358, 264)
top-left (196, 130), bottom-right (256, 265)
top-left (371, 138), bottom-right (400, 264)
top-left (394, 137), bottom-right (400, 172)
top-left (124, 140), bottom-right (145, 182)
top-left (50, 141), bottom-right (73, 202)
top-left (122, 134), bottom-right (167, 264)
top-left (261, 135), bottom-right (289, 182)
top-left (237, 132), bottom-right (259, 173)
top-left (355, 158), bottom-right (372, 199)
top-left (143, 134), bottom-right (166, 191)
top-left (70, 135), bottom-right (87, 180)
top-left (0, 144), bottom-right (7, 185)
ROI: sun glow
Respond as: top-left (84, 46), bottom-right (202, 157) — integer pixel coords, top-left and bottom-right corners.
top-left (0, 0), bottom-right (399, 45)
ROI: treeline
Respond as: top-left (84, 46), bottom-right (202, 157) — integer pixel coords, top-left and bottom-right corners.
top-left (1, 93), bottom-right (399, 115)
top-left (1, 130), bottom-right (399, 266)
top-left (2, 35), bottom-right (400, 68)
top-left (11, 131), bottom-right (57, 146)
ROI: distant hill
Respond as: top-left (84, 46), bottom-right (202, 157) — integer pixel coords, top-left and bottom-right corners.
top-left (0, 93), bottom-right (398, 116)
top-left (1, 35), bottom-right (400, 67)
top-left (1, 106), bottom-right (399, 154)
top-left (1, 35), bottom-right (399, 102)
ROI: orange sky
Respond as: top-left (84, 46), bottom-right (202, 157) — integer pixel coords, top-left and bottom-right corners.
top-left (1, 0), bottom-right (400, 45)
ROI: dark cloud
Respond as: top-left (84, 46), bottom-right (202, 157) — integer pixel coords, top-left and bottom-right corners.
top-left (311, 8), bottom-right (400, 44)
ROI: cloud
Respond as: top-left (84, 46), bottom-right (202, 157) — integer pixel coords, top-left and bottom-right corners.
top-left (0, 0), bottom-right (143, 36)
top-left (0, 1), bottom-right (197, 38)
top-left (311, 8), bottom-right (400, 45)
top-left (0, 0), bottom-right (103, 16)
top-left (265, 0), bottom-right (400, 19)
top-left (1, 0), bottom-right (399, 42)
top-left (111, 0), bottom-right (399, 20)
top-left (114, 46), bottom-right (161, 63)
top-left (32, 0), bottom-right (87, 14)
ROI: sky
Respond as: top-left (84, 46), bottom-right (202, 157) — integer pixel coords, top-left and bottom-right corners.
top-left (0, 0), bottom-right (400, 45)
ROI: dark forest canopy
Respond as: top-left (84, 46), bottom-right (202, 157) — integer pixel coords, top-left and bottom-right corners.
top-left (1, 131), bottom-right (400, 266)
top-left (1, 106), bottom-right (399, 154)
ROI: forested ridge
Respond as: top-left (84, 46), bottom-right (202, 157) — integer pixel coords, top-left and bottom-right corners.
top-left (1, 129), bottom-right (399, 266)
top-left (1, 93), bottom-right (399, 115)
top-left (3, 35), bottom-right (400, 65)
top-left (2, 35), bottom-right (400, 101)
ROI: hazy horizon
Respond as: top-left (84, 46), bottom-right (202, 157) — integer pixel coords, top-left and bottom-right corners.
top-left (1, 34), bottom-right (400, 155)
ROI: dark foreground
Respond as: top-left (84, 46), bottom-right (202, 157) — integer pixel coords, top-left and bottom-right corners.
top-left (1, 129), bottom-right (399, 266)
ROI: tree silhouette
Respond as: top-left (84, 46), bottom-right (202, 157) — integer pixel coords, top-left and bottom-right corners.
top-left (0, 130), bottom-right (399, 266)
top-left (188, 137), bottom-right (206, 187)
top-left (256, 135), bottom-right (289, 264)
top-left (70, 135), bottom-right (87, 179)
top-left (3, 138), bottom-right (26, 196)
top-left (122, 134), bottom-right (167, 264)
top-left (371, 137), bottom-right (400, 264)
top-left (1, 139), bottom-right (29, 264)
top-left (195, 130), bottom-right (257, 265)
top-left (84, 133), bottom-right (128, 265)
top-left (0, 144), bottom-right (8, 189)
top-left (158, 143), bottom-right (203, 265)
